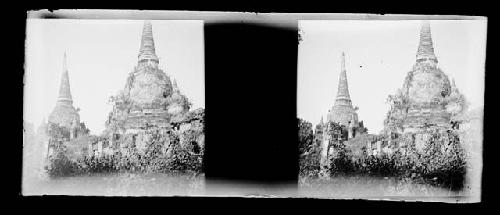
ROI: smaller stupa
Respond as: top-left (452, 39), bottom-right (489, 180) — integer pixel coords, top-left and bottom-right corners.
top-left (48, 52), bottom-right (88, 139)
top-left (326, 52), bottom-right (366, 138)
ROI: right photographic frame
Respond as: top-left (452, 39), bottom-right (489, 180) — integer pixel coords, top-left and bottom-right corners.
top-left (297, 19), bottom-right (486, 202)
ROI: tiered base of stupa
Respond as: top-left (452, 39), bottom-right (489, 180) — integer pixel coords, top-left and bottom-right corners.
top-left (402, 105), bottom-right (451, 133)
top-left (122, 112), bottom-right (173, 133)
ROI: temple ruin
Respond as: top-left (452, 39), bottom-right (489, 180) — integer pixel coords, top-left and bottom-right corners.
top-left (44, 53), bottom-right (89, 164)
top-left (318, 52), bottom-right (367, 167)
top-left (378, 21), bottom-right (467, 153)
top-left (95, 21), bottom-right (204, 161)
top-left (104, 21), bottom-right (192, 136)
top-left (40, 21), bottom-right (204, 176)
top-left (47, 53), bottom-right (89, 140)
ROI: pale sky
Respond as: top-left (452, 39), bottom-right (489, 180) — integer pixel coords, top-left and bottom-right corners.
top-left (24, 19), bottom-right (487, 136)
top-left (24, 19), bottom-right (205, 135)
top-left (297, 20), bottom-right (487, 134)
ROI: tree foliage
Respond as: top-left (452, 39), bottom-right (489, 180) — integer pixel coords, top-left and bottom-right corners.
top-left (298, 118), bottom-right (314, 155)
top-left (298, 118), bottom-right (320, 178)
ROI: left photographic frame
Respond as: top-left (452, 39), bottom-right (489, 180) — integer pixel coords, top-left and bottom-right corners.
top-left (23, 18), bottom-right (206, 196)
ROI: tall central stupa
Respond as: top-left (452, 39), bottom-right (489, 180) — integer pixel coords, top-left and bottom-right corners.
top-left (105, 21), bottom-right (191, 135)
top-left (384, 21), bottom-right (467, 134)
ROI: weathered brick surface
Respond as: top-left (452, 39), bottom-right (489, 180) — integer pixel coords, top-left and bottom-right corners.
top-left (384, 22), bottom-right (467, 134)
top-left (105, 21), bottom-right (192, 134)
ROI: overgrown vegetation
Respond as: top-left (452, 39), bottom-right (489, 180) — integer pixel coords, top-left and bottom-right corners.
top-left (45, 123), bottom-right (204, 177)
top-left (298, 118), bottom-right (467, 191)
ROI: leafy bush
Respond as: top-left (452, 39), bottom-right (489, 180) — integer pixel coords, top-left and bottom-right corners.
top-left (298, 118), bottom-right (320, 178)
top-left (45, 123), bottom-right (78, 177)
top-left (46, 141), bottom-right (79, 177)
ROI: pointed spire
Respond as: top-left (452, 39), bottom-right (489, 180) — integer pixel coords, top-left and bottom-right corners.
top-left (416, 21), bottom-right (438, 63)
top-left (138, 21), bottom-right (159, 64)
top-left (451, 78), bottom-right (460, 95)
top-left (341, 51), bottom-right (346, 72)
top-left (57, 52), bottom-right (73, 105)
top-left (335, 52), bottom-right (351, 103)
top-left (63, 51), bottom-right (68, 73)
top-left (173, 78), bottom-right (179, 93)
top-left (320, 116), bottom-right (324, 125)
